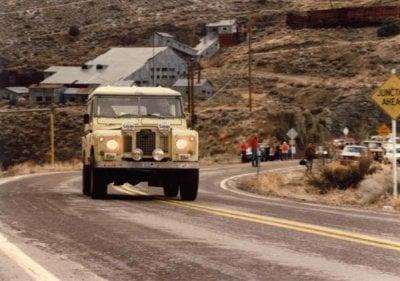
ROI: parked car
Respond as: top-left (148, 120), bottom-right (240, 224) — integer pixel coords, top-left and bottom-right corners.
top-left (384, 145), bottom-right (400, 164)
top-left (362, 140), bottom-right (385, 162)
top-left (341, 145), bottom-right (368, 160)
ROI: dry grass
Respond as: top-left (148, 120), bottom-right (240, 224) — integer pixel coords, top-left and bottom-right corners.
top-left (242, 164), bottom-right (400, 211)
top-left (1, 160), bottom-right (82, 177)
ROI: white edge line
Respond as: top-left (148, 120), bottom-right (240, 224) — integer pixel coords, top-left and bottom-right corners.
top-left (219, 167), bottom-right (400, 218)
top-left (0, 233), bottom-right (60, 281)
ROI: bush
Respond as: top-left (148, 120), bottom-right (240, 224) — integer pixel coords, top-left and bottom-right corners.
top-left (377, 21), bottom-right (400, 37)
top-left (68, 26), bottom-right (80, 37)
top-left (308, 157), bottom-right (372, 192)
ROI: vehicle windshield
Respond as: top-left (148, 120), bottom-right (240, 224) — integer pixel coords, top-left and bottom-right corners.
top-left (347, 147), bottom-right (366, 153)
top-left (94, 96), bottom-right (183, 118)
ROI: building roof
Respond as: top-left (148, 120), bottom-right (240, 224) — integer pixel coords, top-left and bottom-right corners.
top-left (156, 32), bottom-right (175, 38)
top-left (64, 88), bottom-right (94, 95)
top-left (42, 47), bottom-right (169, 85)
top-left (5, 87), bottom-right (29, 94)
top-left (29, 84), bottom-right (65, 89)
top-left (89, 86), bottom-right (181, 99)
top-left (206, 19), bottom-right (237, 27)
top-left (173, 78), bottom-right (212, 87)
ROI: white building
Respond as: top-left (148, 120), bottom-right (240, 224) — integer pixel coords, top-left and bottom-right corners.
top-left (173, 78), bottom-right (214, 100)
top-left (151, 32), bottom-right (220, 60)
top-left (42, 47), bottom-right (187, 88)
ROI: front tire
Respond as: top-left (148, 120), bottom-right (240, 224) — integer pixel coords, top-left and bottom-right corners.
top-left (82, 164), bottom-right (91, 196)
top-left (90, 154), bottom-right (108, 199)
top-left (163, 183), bottom-right (179, 197)
top-left (179, 169), bottom-right (199, 201)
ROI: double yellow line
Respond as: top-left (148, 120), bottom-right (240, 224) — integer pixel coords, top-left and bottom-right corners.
top-left (114, 185), bottom-right (400, 252)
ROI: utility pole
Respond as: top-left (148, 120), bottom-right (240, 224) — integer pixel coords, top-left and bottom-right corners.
top-left (50, 107), bottom-right (55, 167)
top-left (186, 59), bottom-right (199, 128)
top-left (247, 19), bottom-right (253, 112)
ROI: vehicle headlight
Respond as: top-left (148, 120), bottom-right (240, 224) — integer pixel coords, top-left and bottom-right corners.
top-left (152, 148), bottom-right (165, 161)
top-left (132, 148), bottom-right (143, 161)
top-left (176, 139), bottom-right (189, 150)
top-left (106, 139), bottom-right (119, 151)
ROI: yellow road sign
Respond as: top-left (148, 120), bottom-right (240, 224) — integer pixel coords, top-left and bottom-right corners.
top-left (377, 124), bottom-right (391, 136)
top-left (371, 75), bottom-right (400, 119)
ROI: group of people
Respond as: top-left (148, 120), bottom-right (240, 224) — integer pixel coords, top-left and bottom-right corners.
top-left (240, 134), bottom-right (295, 167)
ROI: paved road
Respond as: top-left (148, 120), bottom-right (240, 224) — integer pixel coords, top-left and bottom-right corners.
top-left (0, 161), bottom-right (400, 280)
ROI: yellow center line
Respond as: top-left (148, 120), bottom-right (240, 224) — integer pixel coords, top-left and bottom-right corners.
top-left (116, 185), bottom-right (400, 252)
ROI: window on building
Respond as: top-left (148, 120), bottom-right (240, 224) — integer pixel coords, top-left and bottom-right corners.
top-left (222, 27), bottom-right (228, 31)
top-left (169, 75), bottom-right (175, 79)
top-left (36, 96), bottom-right (43, 102)
top-left (150, 67), bottom-right (154, 71)
top-left (157, 75), bottom-right (160, 79)
top-left (162, 68), bottom-right (168, 71)
top-left (169, 68), bottom-right (175, 71)
top-left (142, 81), bottom-right (148, 84)
top-left (162, 75), bottom-right (168, 79)
top-left (202, 90), bottom-right (206, 94)
top-left (156, 68), bottom-right (160, 71)
top-left (136, 81), bottom-right (141, 86)
top-left (70, 97), bottom-right (76, 102)
top-left (45, 96), bottom-right (52, 102)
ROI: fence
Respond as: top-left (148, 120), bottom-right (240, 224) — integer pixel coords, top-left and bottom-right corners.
top-left (287, 6), bottom-right (400, 29)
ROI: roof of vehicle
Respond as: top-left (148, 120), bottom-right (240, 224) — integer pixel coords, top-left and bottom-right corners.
top-left (89, 86), bottom-right (181, 99)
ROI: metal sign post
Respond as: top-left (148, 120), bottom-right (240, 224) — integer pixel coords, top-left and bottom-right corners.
top-left (393, 119), bottom-right (398, 198)
top-left (287, 128), bottom-right (298, 160)
top-left (371, 70), bottom-right (400, 199)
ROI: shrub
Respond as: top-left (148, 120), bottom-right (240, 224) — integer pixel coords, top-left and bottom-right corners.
top-left (308, 157), bottom-right (373, 192)
top-left (377, 21), bottom-right (400, 37)
top-left (68, 26), bottom-right (80, 37)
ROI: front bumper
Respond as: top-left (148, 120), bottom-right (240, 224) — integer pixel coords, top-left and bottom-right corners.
top-left (96, 160), bottom-right (199, 169)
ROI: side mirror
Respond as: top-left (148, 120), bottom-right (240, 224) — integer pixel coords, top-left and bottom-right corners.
top-left (83, 113), bottom-right (90, 124)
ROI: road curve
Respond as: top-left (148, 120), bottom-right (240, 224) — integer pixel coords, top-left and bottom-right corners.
top-left (0, 161), bottom-right (400, 281)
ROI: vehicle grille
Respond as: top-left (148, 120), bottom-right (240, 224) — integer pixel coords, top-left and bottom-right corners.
top-left (123, 135), bottom-right (133, 153)
top-left (136, 129), bottom-right (155, 156)
top-left (160, 135), bottom-right (169, 153)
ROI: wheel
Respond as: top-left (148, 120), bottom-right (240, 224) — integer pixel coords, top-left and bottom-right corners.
top-left (90, 154), bottom-right (108, 199)
top-left (163, 183), bottom-right (179, 197)
top-left (179, 169), bottom-right (199, 201)
top-left (82, 164), bottom-right (91, 196)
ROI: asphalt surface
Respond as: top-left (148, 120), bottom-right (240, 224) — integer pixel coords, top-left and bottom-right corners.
top-left (0, 161), bottom-right (400, 281)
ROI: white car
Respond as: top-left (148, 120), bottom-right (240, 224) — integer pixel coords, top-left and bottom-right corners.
top-left (384, 146), bottom-right (400, 164)
top-left (341, 145), bottom-right (368, 159)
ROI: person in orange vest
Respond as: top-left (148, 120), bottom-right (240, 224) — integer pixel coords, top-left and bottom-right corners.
top-left (249, 134), bottom-right (259, 167)
top-left (281, 141), bottom-right (289, 160)
top-left (239, 141), bottom-right (247, 163)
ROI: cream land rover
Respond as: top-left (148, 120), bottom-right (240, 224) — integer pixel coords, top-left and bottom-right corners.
top-left (82, 86), bottom-right (199, 200)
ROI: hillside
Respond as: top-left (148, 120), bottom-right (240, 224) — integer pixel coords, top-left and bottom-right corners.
top-left (1, 0), bottom-right (400, 166)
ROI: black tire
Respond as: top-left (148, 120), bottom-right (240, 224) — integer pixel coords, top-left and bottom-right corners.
top-left (163, 183), bottom-right (179, 197)
top-left (90, 154), bottom-right (108, 199)
top-left (82, 164), bottom-right (91, 196)
top-left (179, 169), bottom-right (199, 201)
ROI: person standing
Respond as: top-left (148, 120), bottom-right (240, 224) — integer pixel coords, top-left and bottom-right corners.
top-left (275, 142), bottom-right (281, 161)
top-left (281, 141), bottom-right (289, 160)
top-left (240, 141), bottom-right (247, 163)
top-left (249, 134), bottom-right (259, 167)
top-left (305, 143), bottom-right (316, 173)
